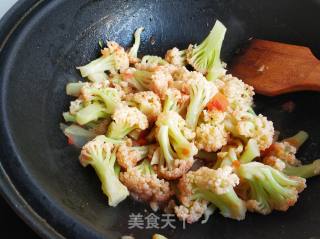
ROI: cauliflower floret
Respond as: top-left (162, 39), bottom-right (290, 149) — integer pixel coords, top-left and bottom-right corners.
top-left (193, 166), bottom-right (240, 194)
top-left (237, 162), bottom-right (306, 214)
top-left (120, 160), bottom-right (173, 206)
top-left (116, 139), bottom-right (151, 169)
top-left (107, 105), bottom-right (149, 139)
top-left (262, 155), bottom-right (286, 171)
top-left (69, 99), bottom-right (84, 115)
top-left (149, 68), bottom-right (173, 100)
top-left (126, 91), bottom-right (162, 122)
top-left (101, 41), bottom-right (129, 73)
top-left (163, 88), bottom-right (190, 116)
top-left (227, 111), bottom-right (274, 151)
top-left (170, 67), bottom-right (205, 95)
top-left (174, 200), bottom-right (208, 224)
top-left (202, 110), bottom-right (226, 124)
top-left (175, 166), bottom-right (245, 222)
top-left (109, 73), bottom-right (135, 96)
top-left (195, 110), bottom-right (229, 152)
top-left (80, 135), bottom-right (129, 206)
top-left (157, 158), bottom-right (195, 180)
top-left (219, 74), bottom-right (254, 111)
top-left (134, 55), bottom-right (170, 72)
top-left (165, 47), bottom-right (186, 66)
top-left (195, 123), bottom-right (229, 152)
top-left (113, 105), bottom-right (148, 129)
top-left (262, 141), bottom-right (300, 166)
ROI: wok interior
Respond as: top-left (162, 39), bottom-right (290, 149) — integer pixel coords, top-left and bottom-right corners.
top-left (1, 0), bottom-right (320, 238)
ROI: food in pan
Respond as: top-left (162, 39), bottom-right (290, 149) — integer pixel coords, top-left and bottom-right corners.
top-left (61, 20), bottom-right (320, 224)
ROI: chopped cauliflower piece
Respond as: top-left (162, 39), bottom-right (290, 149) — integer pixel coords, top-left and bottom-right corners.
top-left (262, 141), bottom-right (299, 166)
top-left (107, 105), bottom-right (148, 139)
top-left (165, 47), bottom-right (187, 66)
top-left (175, 166), bottom-right (246, 222)
top-left (226, 111), bottom-right (274, 151)
top-left (149, 67), bottom-right (173, 100)
top-left (175, 200), bottom-right (208, 224)
top-left (219, 74), bottom-right (254, 111)
top-left (195, 110), bottom-right (229, 152)
top-left (126, 91), bottom-right (162, 122)
top-left (69, 99), bottom-right (84, 115)
top-left (120, 160), bottom-right (173, 207)
top-left (116, 139), bottom-right (151, 169)
top-left (195, 123), bottom-right (229, 152)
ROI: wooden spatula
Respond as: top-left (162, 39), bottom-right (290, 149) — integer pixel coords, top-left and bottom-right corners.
top-left (229, 39), bottom-right (320, 96)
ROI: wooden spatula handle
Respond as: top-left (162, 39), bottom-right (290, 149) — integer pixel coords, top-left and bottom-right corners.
top-left (230, 39), bottom-right (320, 96)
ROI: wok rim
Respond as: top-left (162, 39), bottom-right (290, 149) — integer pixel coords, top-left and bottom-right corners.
top-left (0, 0), bottom-right (64, 238)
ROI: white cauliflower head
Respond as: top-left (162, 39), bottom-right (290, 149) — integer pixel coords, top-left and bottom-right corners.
top-left (127, 91), bottom-right (162, 122)
top-left (195, 123), bottom-right (229, 152)
top-left (149, 67), bottom-right (173, 100)
top-left (165, 47), bottom-right (186, 66)
top-left (112, 105), bottom-right (148, 130)
top-left (219, 74), bottom-right (254, 111)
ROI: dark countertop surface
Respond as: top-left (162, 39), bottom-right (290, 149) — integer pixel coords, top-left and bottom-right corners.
top-left (0, 195), bottom-right (40, 238)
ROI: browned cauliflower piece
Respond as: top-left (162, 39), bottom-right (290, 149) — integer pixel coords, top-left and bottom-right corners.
top-left (126, 91), bottom-right (162, 122)
top-left (195, 110), bottom-right (229, 152)
top-left (226, 110), bottom-right (274, 151)
top-left (174, 200), bottom-right (208, 224)
top-left (155, 111), bottom-right (198, 180)
top-left (107, 105), bottom-right (149, 139)
top-left (116, 139), bottom-right (153, 169)
top-left (262, 141), bottom-right (300, 168)
top-left (80, 135), bottom-right (129, 207)
top-left (174, 166), bottom-right (246, 223)
top-left (120, 160), bottom-right (173, 208)
top-left (149, 67), bottom-right (174, 100)
top-left (170, 67), bottom-right (206, 95)
top-left (219, 74), bottom-right (254, 112)
top-left (165, 47), bottom-right (187, 66)
top-left (78, 41), bottom-right (129, 77)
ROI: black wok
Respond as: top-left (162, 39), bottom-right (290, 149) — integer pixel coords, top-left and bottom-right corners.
top-left (1, 0), bottom-right (320, 238)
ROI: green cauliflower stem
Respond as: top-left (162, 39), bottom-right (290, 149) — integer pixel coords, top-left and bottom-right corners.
top-left (183, 166), bottom-right (246, 220)
top-left (124, 70), bottom-right (153, 91)
top-left (66, 82), bottom-right (87, 97)
top-left (77, 55), bottom-right (117, 77)
top-left (283, 130), bottom-right (309, 150)
top-left (239, 139), bottom-right (260, 163)
top-left (107, 105), bottom-right (149, 139)
top-left (156, 111), bottom-right (198, 161)
top-left (87, 72), bottom-right (109, 83)
top-left (185, 78), bottom-right (218, 130)
top-left (213, 139), bottom-right (243, 168)
top-left (80, 135), bottom-right (129, 206)
top-left (155, 121), bottom-right (196, 180)
top-left (186, 20), bottom-right (226, 80)
top-left (81, 86), bottom-right (121, 114)
top-left (141, 55), bottom-right (168, 66)
top-left (264, 131), bottom-right (320, 178)
top-left (128, 27), bottom-right (144, 59)
top-left (75, 102), bottom-right (108, 125)
top-left (237, 162), bottom-right (306, 215)
top-left (77, 41), bottom-right (129, 76)
top-left (283, 159), bottom-right (320, 178)
top-left (63, 112), bottom-right (76, 123)
top-left (116, 141), bottom-right (151, 169)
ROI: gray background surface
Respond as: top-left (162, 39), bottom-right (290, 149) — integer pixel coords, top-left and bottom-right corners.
top-left (0, 0), bottom-right (18, 18)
